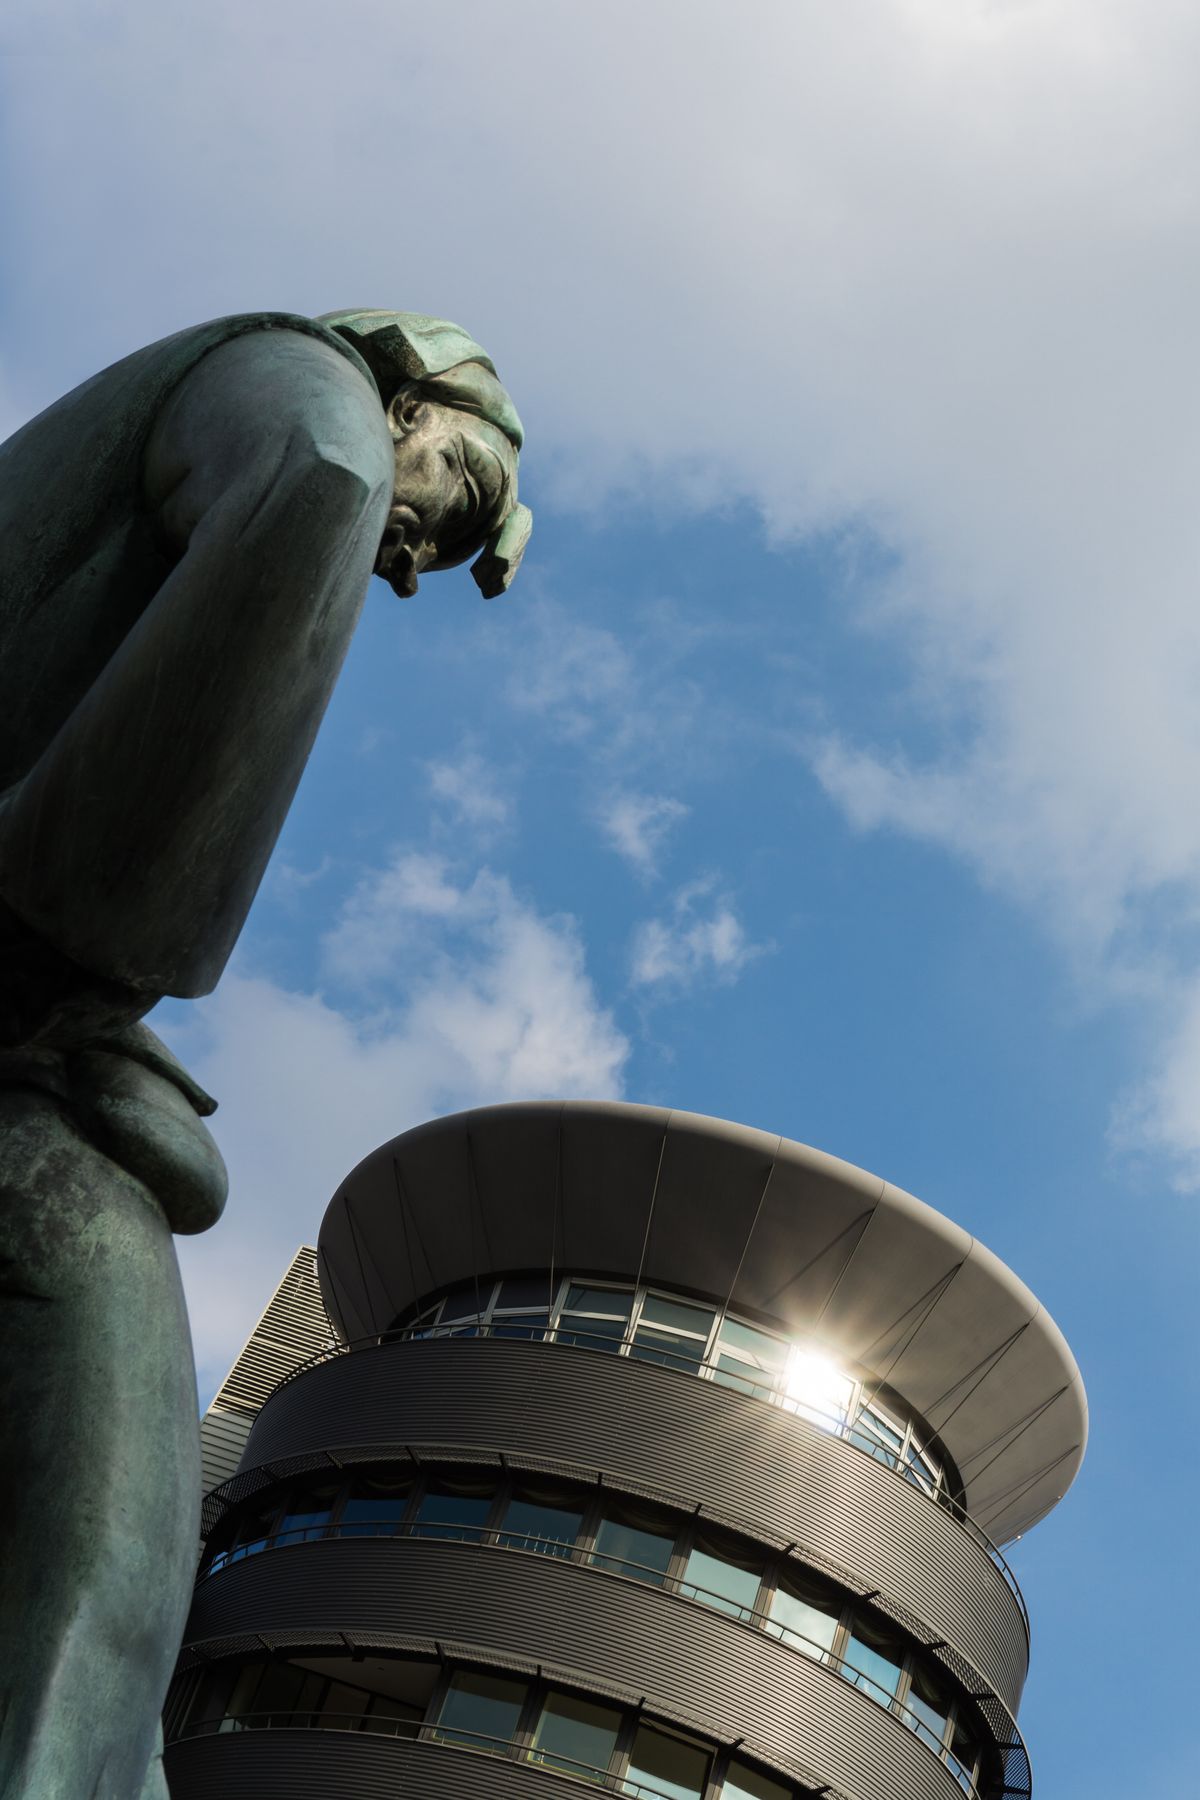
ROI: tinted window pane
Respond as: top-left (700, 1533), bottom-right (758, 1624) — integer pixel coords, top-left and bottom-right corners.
top-left (414, 1481), bottom-right (494, 1541)
top-left (716, 1319), bottom-right (788, 1372)
top-left (218, 1661), bottom-right (266, 1728)
top-left (721, 1758), bottom-right (793, 1800)
top-left (556, 1315), bottom-right (627, 1351)
top-left (564, 1286), bottom-right (632, 1317)
top-left (906, 1661), bottom-right (950, 1750)
top-left (497, 1276), bottom-right (555, 1309)
top-left (590, 1515), bottom-right (675, 1583)
top-left (631, 1327), bottom-right (708, 1369)
top-left (276, 1485), bottom-right (339, 1547)
top-left (361, 1694), bottom-right (423, 1736)
top-left (490, 1311), bottom-right (549, 1340)
top-left (441, 1284), bottom-right (492, 1322)
top-left (530, 1690), bottom-right (622, 1777)
top-left (951, 1715), bottom-right (979, 1791)
top-left (709, 1353), bottom-right (768, 1397)
top-left (320, 1681), bottom-right (369, 1726)
top-left (638, 1294), bottom-right (715, 1337)
top-left (498, 1495), bottom-right (583, 1557)
top-left (844, 1623), bottom-right (902, 1703)
top-left (339, 1495), bottom-right (409, 1536)
top-left (254, 1663), bottom-right (309, 1719)
top-left (624, 1725), bottom-right (709, 1800)
top-left (680, 1544), bottom-right (761, 1619)
top-left (766, 1577), bottom-right (839, 1659)
top-left (436, 1671), bottom-right (528, 1749)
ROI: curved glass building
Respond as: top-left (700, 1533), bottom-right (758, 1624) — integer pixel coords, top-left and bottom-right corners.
top-left (164, 1101), bottom-right (1086, 1800)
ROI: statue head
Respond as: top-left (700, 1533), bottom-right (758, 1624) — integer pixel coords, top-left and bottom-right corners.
top-left (319, 310), bottom-right (532, 599)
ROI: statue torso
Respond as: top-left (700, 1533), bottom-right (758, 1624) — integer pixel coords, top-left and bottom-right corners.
top-left (0, 313), bottom-right (371, 792)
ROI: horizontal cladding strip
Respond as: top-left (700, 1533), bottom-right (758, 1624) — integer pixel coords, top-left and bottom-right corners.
top-left (164, 1730), bottom-right (601, 1800)
top-left (182, 1535), bottom-right (968, 1800)
top-left (239, 1335), bottom-right (1028, 1711)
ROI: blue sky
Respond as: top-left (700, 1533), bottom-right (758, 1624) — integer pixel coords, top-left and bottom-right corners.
top-left (4, 3), bottom-right (1199, 1793)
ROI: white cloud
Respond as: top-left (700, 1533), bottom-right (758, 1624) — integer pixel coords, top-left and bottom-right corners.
top-left (630, 880), bottom-right (769, 993)
top-left (598, 791), bottom-right (689, 878)
top-left (162, 852), bottom-right (627, 1394)
top-left (426, 747), bottom-right (512, 836)
top-left (11, 0), bottom-right (1200, 1176)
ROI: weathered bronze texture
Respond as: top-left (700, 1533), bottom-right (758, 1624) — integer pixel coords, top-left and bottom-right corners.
top-left (0, 310), bottom-right (529, 1796)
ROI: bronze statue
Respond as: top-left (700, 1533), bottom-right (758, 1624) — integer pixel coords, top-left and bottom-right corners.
top-left (0, 309), bottom-right (530, 1797)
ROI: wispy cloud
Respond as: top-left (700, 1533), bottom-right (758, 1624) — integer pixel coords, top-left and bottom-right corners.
top-left (426, 746), bottom-right (513, 838)
top-left (597, 790), bottom-right (689, 879)
top-left (163, 850), bottom-right (627, 1392)
top-left (630, 879), bottom-right (769, 994)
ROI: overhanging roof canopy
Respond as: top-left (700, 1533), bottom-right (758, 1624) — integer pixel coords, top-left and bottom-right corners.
top-left (317, 1102), bottom-right (1086, 1544)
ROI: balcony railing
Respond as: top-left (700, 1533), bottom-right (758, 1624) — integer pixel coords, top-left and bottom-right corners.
top-left (195, 1516), bottom-right (985, 1796)
top-left (171, 1715), bottom-right (783, 1800)
top-left (259, 1320), bottom-right (1027, 1634)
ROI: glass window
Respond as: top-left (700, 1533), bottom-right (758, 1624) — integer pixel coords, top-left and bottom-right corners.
top-left (440, 1283), bottom-right (493, 1323)
top-left (950, 1713), bottom-right (980, 1793)
top-left (844, 1619), bottom-right (903, 1706)
top-left (361, 1694), bottom-right (423, 1737)
top-left (498, 1490), bottom-right (584, 1558)
top-left (204, 1660), bottom-right (265, 1732)
top-left (903, 1441), bottom-right (939, 1495)
top-left (623, 1724), bottom-right (710, 1800)
top-left (711, 1318), bottom-right (788, 1397)
top-left (319, 1680), bottom-right (370, 1728)
top-left (848, 1404), bottom-right (903, 1468)
top-left (765, 1572), bottom-right (840, 1661)
top-left (529, 1690), bottom-right (622, 1778)
top-left (905, 1660), bottom-right (951, 1754)
top-left (435, 1670), bottom-right (528, 1750)
top-left (490, 1311), bottom-right (550, 1340)
top-left (413, 1479), bottom-right (495, 1541)
top-left (679, 1539), bottom-right (762, 1620)
top-left (497, 1275), bottom-right (555, 1310)
top-left (589, 1511), bottom-right (676, 1584)
top-left (251, 1662), bottom-right (312, 1724)
top-left (631, 1294), bottom-right (715, 1370)
top-left (721, 1758), bottom-right (793, 1800)
top-left (556, 1285), bottom-right (632, 1352)
top-left (220, 1500), bottom-right (279, 1564)
top-left (338, 1473), bottom-right (413, 1537)
top-left (276, 1484), bottom-right (339, 1548)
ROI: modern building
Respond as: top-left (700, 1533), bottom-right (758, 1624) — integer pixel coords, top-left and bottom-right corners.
top-left (164, 1101), bottom-right (1086, 1800)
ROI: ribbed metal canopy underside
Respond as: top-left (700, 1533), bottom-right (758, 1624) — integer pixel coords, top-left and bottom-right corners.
top-left (316, 1102), bottom-right (1086, 1545)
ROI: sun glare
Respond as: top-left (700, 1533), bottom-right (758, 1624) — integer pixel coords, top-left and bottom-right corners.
top-left (782, 1345), bottom-right (853, 1428)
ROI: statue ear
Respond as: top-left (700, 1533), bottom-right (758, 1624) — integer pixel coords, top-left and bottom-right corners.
top-left (385, 385), bottom-right (426, 439)
top-left (471, 504), bottom-right (533, 598)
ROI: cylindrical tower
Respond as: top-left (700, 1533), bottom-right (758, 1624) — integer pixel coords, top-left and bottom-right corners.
top-left (165, 1102), bottom-right (1086, 1800)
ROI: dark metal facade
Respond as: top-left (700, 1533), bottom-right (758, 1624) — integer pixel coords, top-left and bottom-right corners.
top-left (166, 1103), bottom-right (1084, 1800)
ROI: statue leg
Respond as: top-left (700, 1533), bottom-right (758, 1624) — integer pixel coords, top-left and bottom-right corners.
top-left (0, 1088), bottom-right (200, 1799)
top-left (0, 329), bottom-right (394, 1013)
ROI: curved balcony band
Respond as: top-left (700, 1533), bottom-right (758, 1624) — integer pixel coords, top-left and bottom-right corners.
top-left (164, 1726), bottom-right (619, 1800)
top-left (178, 1535), bottom-right (1004, 1800)
top-left (190, 1517), bottom-right (988, 1795)
top-left (226, 1334), bottom-right (1029, 1713)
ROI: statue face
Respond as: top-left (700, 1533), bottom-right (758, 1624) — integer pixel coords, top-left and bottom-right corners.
top-left (375, 397), bottom-right (513, 598)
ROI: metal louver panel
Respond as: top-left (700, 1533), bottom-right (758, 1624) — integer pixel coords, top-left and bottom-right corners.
top-left (236, 1334), bottom-right (1028, 1712)
top-left (198, 1246), bottom-right (334, 1494)
top-left (165, 1731), bottom-right (631, 1800)
top-left (181, 1537), bottom-right (968, 1800)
